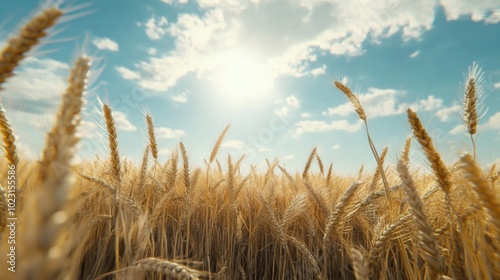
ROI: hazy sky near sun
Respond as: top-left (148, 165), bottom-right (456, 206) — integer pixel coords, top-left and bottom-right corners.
top-left (0, 0), bottom-right (499, 174)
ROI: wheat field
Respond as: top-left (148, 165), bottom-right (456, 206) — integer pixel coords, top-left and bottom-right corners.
top-left (0, 6), bottom-right (499, 280)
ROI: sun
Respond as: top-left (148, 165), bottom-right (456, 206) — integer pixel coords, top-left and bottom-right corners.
top-left (211, 49), bottom-right (274, 106)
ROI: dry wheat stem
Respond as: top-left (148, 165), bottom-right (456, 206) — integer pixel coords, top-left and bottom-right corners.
top-left (0, 7), bottom-right (63, 87)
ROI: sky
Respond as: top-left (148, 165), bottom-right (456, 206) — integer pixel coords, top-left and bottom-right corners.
top-left (0, 0), bottom-right (499, 175)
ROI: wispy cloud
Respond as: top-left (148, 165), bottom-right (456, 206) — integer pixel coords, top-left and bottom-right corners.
top-left (323, 88), bottom-right (443, 119)
top-left (282, 154), bottom-right (295, 160)
top-left (332, 144), bottom-right (340, 150)
top-left (294, 120), bottom-right (362, 136)
top-left (436, 105), bottom-right (460, 122)
top-left (409, 50), bottom-right (420, 58)
top-left (142, 15), bottom-right (169, 40)
top-left (222, 140), bottom-right (246, 149)
top-left (1, 57), bottom-right (68, 113)
top-left (112, 111), bottom-right (137, 131)
top-left (91, 37), bottom-right (119, 52)
top-left (157, 127), bottom-right (185, 139)
top-left (275, 95), bottom-right (300, 116)
top-left (120, 0), bottom-right (498, 92)
top-left (171, 91), bottom-right (189, 103)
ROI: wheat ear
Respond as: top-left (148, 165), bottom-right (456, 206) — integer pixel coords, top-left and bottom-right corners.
top-left (397, 160), bottom-right (444, 275)
top-left (206, 124), bottom-right (230, 187)
top-left (460, 154), bottom-right (500, 234)
top-left (401, 136), bottom-right (412, 165)
top-left (145, 113), bottom-right (158, 161)
top-left (0, 7), bottom-right (63, 87)
top-left (102, 104), bottom-right (121, 185)
top-left (303, 147), bottom-right (317, 180)
top-left (407, 109), bottom-right (452, 194)
top-left (351, 248), bottom-right (369, 280)
top-left (0, 105), bottom-right (19, 166)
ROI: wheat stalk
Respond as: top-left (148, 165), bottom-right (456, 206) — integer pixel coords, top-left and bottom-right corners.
top-left (462, 62), bottom-right (485, 160)
top-left (397, 160), bottom-right (444, 275)
top-left (334, 80), bottom-right (391, 205)
top-left (102, 103), bottom-right (123, 272)
top-left (22, 56), bottom-right (89, 280)
top-left (0, 7), bottom-right (63, 87)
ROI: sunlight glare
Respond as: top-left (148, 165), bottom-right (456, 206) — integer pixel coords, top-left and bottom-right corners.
top-left (212, 49), bottom-right (274, 106)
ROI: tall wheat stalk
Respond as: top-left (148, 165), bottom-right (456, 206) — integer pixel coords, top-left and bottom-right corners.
top-left (22, 56), bottom-right (90, 279)
top-left (334, 81), bottom-right (391, 205)
top-left (462, 62), bottom-right (485, 160)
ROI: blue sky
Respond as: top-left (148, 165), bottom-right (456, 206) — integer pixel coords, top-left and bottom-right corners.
top-left (1, 0), bottom-right (499, 174)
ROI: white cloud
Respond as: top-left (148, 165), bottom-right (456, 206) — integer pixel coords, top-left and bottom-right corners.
top-left (332, 144), bottom-right (340, 150)
top-left (159, 148), bottom-right (171, 156)
top-left (144, 15), bottom-right (169, 40)
top-left (77, 120), bottom-right (98, 138)
top-left (1, 57), bottom-right (69, 112)
top-left (494, 82), bottom-right (500, 89)
top-left (258, 147), bottom-right (270, 152)
top-left (323, 88), bottom-right (443, 119)
top-left (481, 112), bottom-right (500, 130)
top-left (276, 95), bottom-right (301, 116)
top-left (440, 0), bottom-right (500, 22)
top-left (157, 127), bottom-right (186, 138)
top-left (120, 0), bottom-right (500, 93)
top-left (161, 0), bottom-right (188, 4)
top-left (222, 140), bottom-right (246, 149)
top-left (450, 112), bottom-right (500, 135)
top-left (300, 112), bottom-right (311, 118)
top-left (409, 50), bottom-right (420, 58)
top-left (436, 105), bottom-right (460, 122)
top-left (112, 111), bottom-right (137, 131)
top-left (310, 65), bottom-right (327, 76)
top-left (171, 91), bottom-right (189, 103)
top-left (282, 154), bottom-right (294, 160)
top-left (294, 119), bottom-right (362, 136)
top-left (116, 66), bottom-right (141, 80)
top-left (286, 95), bottom-right (300, 108)
top-left (148, 48), bottom-right (157, 55)
top-left (91, 37), bottom-right (119, 51)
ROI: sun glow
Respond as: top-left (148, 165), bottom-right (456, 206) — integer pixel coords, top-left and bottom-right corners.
top-left (211, 49), bottom-right (274, 105)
